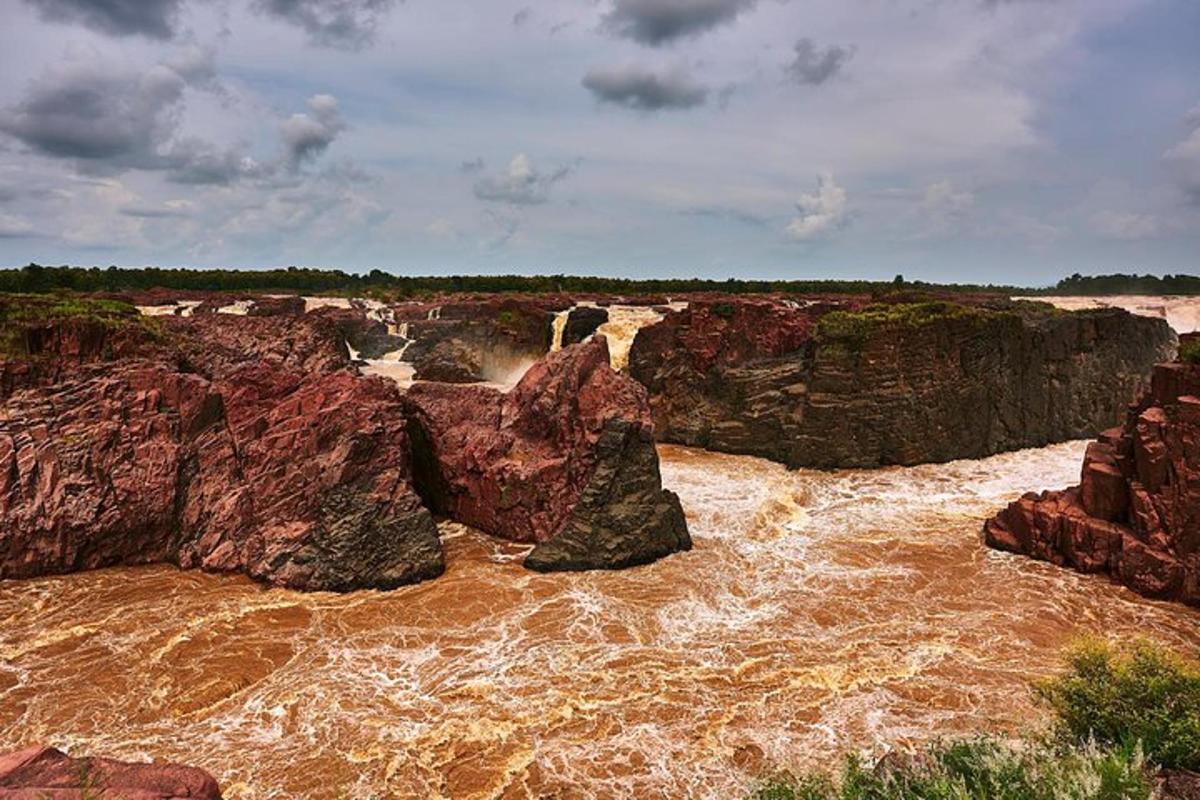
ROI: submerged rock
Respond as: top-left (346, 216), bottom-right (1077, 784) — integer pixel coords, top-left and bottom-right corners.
top-left (629, 297), bottom-right (1176, 469)
top-left (0, 745), bottom-right (222, 799)
top-left (985, 360), bottom-right (1200, 607)
top-left (404, 336), bottom-right (691, 570)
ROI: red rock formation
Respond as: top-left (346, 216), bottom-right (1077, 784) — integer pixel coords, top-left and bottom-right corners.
top-left (985, 362), bottom-right (1200, 606)
top-left (404, 336), bottom-right (690, 570)
top-left (0, 745), bottom-right (221, 799)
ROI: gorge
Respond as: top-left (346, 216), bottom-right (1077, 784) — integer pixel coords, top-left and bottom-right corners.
top-left (1, 288), bottom-right (1198, 799)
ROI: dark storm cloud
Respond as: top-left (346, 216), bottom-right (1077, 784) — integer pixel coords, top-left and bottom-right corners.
top-left (785, 38), bottom-right (853, 86)
top-left (0, 52), bottom-right (341, 184)
top-left (22, 0), bottom-right (183, 39)
top-left (600, 0), bottom-right (757, 46)
top-left (0, 60), bottom-right (192, 164)
top-left (472, 154), bottom-right (572, 206)
top-left (582, 66), bottom-right (708, 111)
top-left (253, 0), bottom-right (400, 49)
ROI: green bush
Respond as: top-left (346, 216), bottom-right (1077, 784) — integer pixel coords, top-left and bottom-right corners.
top-left (1179, 339), bottom-right (1200, 365)
top-left (0, 294), bottom-right (161, 358)
top-left (748, 738), bottom-right (1152, 800)
top-left (815, 301), bottom-right (995, 343)
top-left (1035, 639), bottom-right (1200, 771)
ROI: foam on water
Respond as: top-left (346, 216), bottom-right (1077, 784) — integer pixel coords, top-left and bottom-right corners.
top-left (2, 442), bottom-right (1198, 799)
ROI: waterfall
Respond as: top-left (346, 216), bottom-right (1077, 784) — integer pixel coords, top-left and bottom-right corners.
top-left (427, 307), bottom-right (441, 320)
top-left (397, 322), bottom-right (410, 339)
top-left (550, 308), bottom-right (571, 352)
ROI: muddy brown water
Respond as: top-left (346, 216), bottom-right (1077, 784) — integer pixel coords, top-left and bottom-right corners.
top-left (2, 442), bottom-right (1198, 799)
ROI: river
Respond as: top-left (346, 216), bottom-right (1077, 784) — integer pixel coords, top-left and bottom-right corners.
top-left (2, 440), bottom-right (1198, 799)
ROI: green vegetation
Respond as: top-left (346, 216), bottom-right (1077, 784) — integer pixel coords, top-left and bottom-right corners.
top-left (0, 293), bottom-right (162, 358)
top-left (0, 263), bottom-right (1031, 299)
top-left (1051, 273), bottom-right (1200, 296)
top-left (749, 739), bottom-right (1151, 800)
top-left (816, 301), bottom-right (996, 342)
top-left (748, 640), bottom-right (1200, 800)
top-left (1179, 339), bottom-right (1200, 365)
top-left (1036, 639), bottom-right (1200, 772)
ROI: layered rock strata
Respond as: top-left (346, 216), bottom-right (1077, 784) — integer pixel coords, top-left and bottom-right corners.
top-left (985, 360), bottom-right (1200, 606)
top-left (0, 745), bottom-right (222, 799)
top-left (629, 298), bottom-right (1176, 469)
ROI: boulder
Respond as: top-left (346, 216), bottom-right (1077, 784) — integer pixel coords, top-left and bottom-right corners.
top-left (562, 306), bottom-right (608, 347)
top-left (412, 338), bottom-right (483, 383)
top-left (985, 362), bottom-right (1200, 607)
top-left (404, 336), bottom-right (691, 570)
top-left (0, 745), bottom-right (221, 799)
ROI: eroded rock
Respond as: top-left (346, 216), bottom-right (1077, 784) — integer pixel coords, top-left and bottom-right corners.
top-left (0, 745), bottom-right (222, 799)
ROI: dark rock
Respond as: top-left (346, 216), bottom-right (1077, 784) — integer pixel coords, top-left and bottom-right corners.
top-left (562, 306), bottom-right (608, 347)
top-left (630, 298), bottom-right (1176, 469)
top-left (412, 339), bottom-right (483, 383)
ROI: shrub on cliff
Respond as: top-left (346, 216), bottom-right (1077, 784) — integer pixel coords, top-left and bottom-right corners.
top-left (1035, 639), bottom-right (1200, 772)
top-left (816, 301), bottom-right (996, 344)
top-left (1179, 338), bottom-right (1200, 365)
top-left (0, 294), bottom-right (163, 358)
top-left (748, 738), bottom-right (1152, 800)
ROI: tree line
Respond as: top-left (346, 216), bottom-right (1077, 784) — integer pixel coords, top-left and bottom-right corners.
top-left (0, 264), bottom-right (1195, 297)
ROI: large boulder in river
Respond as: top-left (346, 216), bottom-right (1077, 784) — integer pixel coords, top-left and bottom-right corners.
top-left (0, 360), bottom-right (444, 591)
top-left (562, 305), bottom-right (608, 347)
top-left (985, 360), bottom-right (1200, 607)
top-left (629, 298), bottom-right (1176, 469)
top-left (412, 338), bottom-right (483, 383)
top-left (0, 745), bottom-right (222, 799)
top-left (404, 336), bottom-right (691, 570)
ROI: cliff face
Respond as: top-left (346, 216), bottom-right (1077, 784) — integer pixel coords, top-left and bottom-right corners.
top-left (985, 361), bottom-right (1200, 606)
top-left (629, 299), bottom-right (1177, 469)
top-left (0, 301), bottom-right (690, 590)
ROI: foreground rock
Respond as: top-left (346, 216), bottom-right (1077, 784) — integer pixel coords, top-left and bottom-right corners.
top-left (630, 298), bottom-right (1176, 469)
top-left (0, 745), bottom-right (221, 799)
top-left (405, 336), bottom-right (691, 570)
top-left (0, 299), bottom-right (690, 589)
top-left (984, 360), bottom-right (1200, 606)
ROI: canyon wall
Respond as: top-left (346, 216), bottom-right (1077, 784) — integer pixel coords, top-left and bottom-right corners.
top-left (985, 359), bottom-right (1200, 606)
top-left (0, 297), bottom-right (689, 590)
top-left (629, 299), bottom-right (1177, 469)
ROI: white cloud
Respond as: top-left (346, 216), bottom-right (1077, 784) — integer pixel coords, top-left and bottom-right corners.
top-left (786, 172), bottom-right (848, 241)
top-left (1090, 210), bottom-right (1160, 240)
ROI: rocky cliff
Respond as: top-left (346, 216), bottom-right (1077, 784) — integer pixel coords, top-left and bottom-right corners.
top-left (0, 299), bottom-right (690, 590)
top-left (629, 298), bottom-right (1176, 469)
top-left (984, 359), bottom-right (1200, 606)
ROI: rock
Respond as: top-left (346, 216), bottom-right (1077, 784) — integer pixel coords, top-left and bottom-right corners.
top-left (412, 339), bottom-right (483, 383)
top-left (562, 306), bottom-right (608, 347)
top-left (984, 361), bottom-right (1200, 607)
top-left (165, 313), bottom-right (350, 377)
top-left (248, 294), bottom-right (305, 317)
top-left (1161, 769), bottom-right (1200, 800)
top-left (0, 360), bottom-right (444, 592)
top-left (629, 298), bottom-right (1176, 469)
top-left (0, 745), bottom-right (222, 799)
top-left (310, 306), bottom-right (405, 360)
top-left (404, 336), bottom-right (691, 570)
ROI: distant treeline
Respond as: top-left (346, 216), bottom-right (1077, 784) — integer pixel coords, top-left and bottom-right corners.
top-left (0, 264), bottom-right (1195, 297)
top-left (0, 264), bottom-right (1026, 297)
top-left (1050, 272), bottom-right (1200, 296)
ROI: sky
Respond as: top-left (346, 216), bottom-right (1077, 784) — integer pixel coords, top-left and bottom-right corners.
top-left (0, 0), bottom-right (1197, 284)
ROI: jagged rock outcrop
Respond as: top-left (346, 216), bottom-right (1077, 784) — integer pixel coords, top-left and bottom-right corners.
top-left (412, 338), bottom-right (483, 383)
top-left (0, 299), bottom-right (691, 589)
top-left (404, 336), bottom-right (691, 570)
top-left (984, 361), bottom-right (1200, 606)
top-left (0, 745), bottom-right (222, 799)
top-left (0, 360), bottom-right (444, 591)
top-left (311, 306), bottom-right (405, 360)
top-left (562, 306), bottom-right (608, 347)
top-left (629, 298), bottom-right (1177, 469)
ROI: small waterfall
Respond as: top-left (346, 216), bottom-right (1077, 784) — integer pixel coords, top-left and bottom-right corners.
top-left (397, 322), bottom-right (410, 339)
top-left (345, 340), bottom-right (361, 361)
top-left (550, 308), bottom-right (571, 352)
top-left (427, 307), bottom-right (442, 321)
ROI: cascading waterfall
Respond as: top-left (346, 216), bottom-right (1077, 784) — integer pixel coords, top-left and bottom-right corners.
top-left (550, 308), bottom-right (571, 352)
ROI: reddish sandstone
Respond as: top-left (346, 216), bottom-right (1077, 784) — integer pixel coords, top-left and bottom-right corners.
top-left (0, 745), bottom-right (221, 799)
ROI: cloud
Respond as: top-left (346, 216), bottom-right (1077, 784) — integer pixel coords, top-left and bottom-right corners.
top-left (1089, 210), bottom-right (1161, 240)
top-left (21, 0), bottom-right (182, 39)
top-left (680, 206), bottom-right (766, 227)
top-left (512, 7), bottom-right (531, 27)
top-left (280, 93), bottom-right (346, 169)
top-left (786, 38), bottom-right (854, 86)
top-left (120, 200), bottom-right (193, 218)
top-left (253, 0), bottom-right (400, 49)
top-left (0, 55), bottom-right (198, 164)
top-left (582, 66), bottom-right (708, 111)
top-left (600, 0), bottom-right (756, 46)
top-left (473, 153), bottom-right (572, 205)
top-left (0, 213), bottom-right (36, 238)
top-left (459, 157), bottom-right (485, 174)
top-left (786, 173), bottom-right (848, 241)
top-left (1165, 120), bottom-right (1200, 203)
